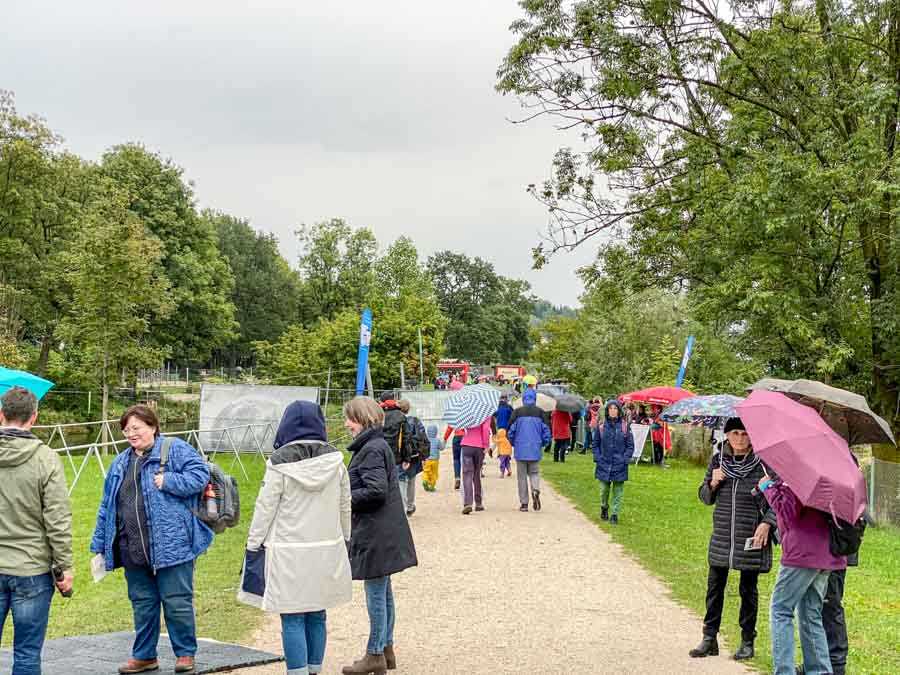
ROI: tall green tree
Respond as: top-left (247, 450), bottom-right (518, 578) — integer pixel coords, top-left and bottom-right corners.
top-left (57, 187), bottom-right (173, 426)
top-left (100, 144), bottom-right (236, 365)
top-left (0, 91), bottom-right (93, 373)
top-left (498, 0), bottom-right (900, 420)
top-left (207, 210), bottom-right (302, 366)
top-left (295, 218), bottom-right (377, 322)
top-left (427, 251), bottom-right (535, 363)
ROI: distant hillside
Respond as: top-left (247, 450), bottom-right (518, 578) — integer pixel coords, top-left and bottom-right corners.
top-left (531, 299), bottom-right (577, 324)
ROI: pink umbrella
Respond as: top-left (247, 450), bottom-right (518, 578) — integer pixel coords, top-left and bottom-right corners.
top-left (736, 390), bottom-right (867, 523)
top-left (620, 385), bottom-right (695, 406)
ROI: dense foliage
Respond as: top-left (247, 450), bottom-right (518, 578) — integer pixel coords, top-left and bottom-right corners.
top-left (498, 0), bottom-right (900, 421)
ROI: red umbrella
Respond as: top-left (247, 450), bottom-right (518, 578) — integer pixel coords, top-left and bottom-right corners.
top-left (620, 386), bottom-right (695, 406)
top-left (737, 390), bottom-right (867, 523)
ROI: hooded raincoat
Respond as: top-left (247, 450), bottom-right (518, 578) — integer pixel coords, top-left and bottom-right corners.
top-left (592, 400), bottom-right (633, 483)
top-left (239, 401), bottom-right (352, 613)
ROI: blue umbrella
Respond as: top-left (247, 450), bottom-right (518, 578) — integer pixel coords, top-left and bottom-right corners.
top-left (0, 367), bottom-right (55, 400)
top-left (442, 384), bottom-right (501, 429)
top-left (660, 394), bottom-right (744, 427)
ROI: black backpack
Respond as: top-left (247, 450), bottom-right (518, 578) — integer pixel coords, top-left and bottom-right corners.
top-left (161, 436), bottom-right (240, 534)
top-left (405, 416), bottom-right (430, 463)
top-left (827, 514), bottom-right (866, 557)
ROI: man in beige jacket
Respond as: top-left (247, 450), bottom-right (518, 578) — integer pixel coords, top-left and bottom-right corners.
top-left (0, 385), bottom-right (73, 674)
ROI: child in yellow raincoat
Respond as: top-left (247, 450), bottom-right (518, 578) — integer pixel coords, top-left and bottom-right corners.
top-left (495, 428), bottom-right (513, 478)
top-left (421, 424), bottom-right (443, 491)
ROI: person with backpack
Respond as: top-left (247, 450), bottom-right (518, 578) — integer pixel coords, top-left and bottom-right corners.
top-left (689, 417), bottom-right (776, 662)
top-left (238, 400), bottom-right (351, 675)
top-left (758, 475), bottom-right (847, 675)
top-left (396, 400), bottom-right (428, 516)
top-left (592, 400), bottom-right (634, 525)
top-left (90, 405), bottom-right (213, 674)
top-left (508, 389), bottom-right (550, 512)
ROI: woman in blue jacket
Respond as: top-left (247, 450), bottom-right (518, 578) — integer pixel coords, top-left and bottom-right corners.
top-left (91, 405), bottom-right (212, 675)
top-left (592, 399), bottom-right (634, 525)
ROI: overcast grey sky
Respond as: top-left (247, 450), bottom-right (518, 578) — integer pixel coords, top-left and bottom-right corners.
top-left (4, 0), bottom-right (597, 306)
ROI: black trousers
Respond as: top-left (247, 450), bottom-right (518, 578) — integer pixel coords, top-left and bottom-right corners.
top-left (702, 566), bottom-right (759, 642)
top-left (553, 438), bottom-right (570, 462)
top-left (822, 569), bottom-right (848, 675)
top-left (652, 441), bottom-right (664, 464)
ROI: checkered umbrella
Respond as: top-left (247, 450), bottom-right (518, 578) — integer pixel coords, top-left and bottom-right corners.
top-left (442, 384), bottom-right (501, 429)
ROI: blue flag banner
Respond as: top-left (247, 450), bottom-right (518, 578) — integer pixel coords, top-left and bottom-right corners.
top-left (355, 308), bottom-right (373, 396)
top-left (675, 335), bottom-right (695, 388)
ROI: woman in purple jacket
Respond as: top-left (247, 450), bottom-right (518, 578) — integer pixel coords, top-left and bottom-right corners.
top-left (759, 477), bottom-right (847, 675)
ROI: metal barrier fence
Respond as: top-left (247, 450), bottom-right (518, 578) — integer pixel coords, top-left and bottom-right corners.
top-left (869, 458), bottom-right (900, 527)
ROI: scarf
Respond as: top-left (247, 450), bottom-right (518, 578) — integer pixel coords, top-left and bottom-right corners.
top-left (720, 448), bottom-right (761, 480)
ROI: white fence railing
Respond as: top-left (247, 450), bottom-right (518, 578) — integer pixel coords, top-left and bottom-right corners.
top-left (34, 421), bottom-right (277, 495)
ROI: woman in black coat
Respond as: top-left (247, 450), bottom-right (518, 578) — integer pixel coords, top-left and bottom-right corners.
top-left (341, 397), bottom-right (417, 675)
top-left (690, 417), bottom-right (776, 662)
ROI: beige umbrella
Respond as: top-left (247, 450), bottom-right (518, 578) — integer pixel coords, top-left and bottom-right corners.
top-left (512, 392), bottom-right (557, 413)
top-left (747, 378), bottom-right (895, 446)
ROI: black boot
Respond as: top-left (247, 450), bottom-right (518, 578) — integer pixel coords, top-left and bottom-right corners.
top-left (600, 506), bottom-right (609, 521)
top-left (732, 640), bottom-right (754, 660)
top-left (689, 636), bottom-right (719, 658)
top-left (610, 514), bottom-right (619, 525)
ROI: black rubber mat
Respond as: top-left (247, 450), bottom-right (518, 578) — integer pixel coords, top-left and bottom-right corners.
top-left (0, 631), bottom-right (284, 674)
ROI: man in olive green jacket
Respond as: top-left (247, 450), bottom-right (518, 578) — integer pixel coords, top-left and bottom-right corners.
top-left (0, 386), bottom-right (73, 674)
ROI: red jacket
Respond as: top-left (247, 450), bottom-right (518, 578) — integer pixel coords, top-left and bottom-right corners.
top-left (551, 410), bottom-right (573, 440)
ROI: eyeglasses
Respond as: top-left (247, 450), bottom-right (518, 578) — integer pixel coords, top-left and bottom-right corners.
top-left (123, 426), bottom-right (149, 434)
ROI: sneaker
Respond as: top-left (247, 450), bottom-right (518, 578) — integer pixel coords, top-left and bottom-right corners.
top-left (519, 504), bottom-right (529, 512)
top-left (610, 514), bottom-right (619, 525)
top-left (475, 505), bottom-right (485, 512)
top-left (462, 505), bottom-right (472, 515)
top-left (406, 506), bottom-right (416, 516)
top-left (601, 506), bottom-right (609, 521)
top-left (532, 490), bottom-right (541, 511)
top-left (454, 479), bottom-right (460, 490)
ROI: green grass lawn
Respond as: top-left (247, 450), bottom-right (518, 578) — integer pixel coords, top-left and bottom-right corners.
top-left (542, 452), bottom-right (900, 675)
top-left (2, 454), bottom-right (270, 649)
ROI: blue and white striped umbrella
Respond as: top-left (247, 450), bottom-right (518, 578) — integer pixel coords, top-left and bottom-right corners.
top-left (442, 384), bottom-right (501, 430)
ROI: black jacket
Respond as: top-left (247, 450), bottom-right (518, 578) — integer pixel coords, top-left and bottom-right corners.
top-left (347, 427), bottom-right (417, 580)
top-left (699, 449), bottom-right (777, 572)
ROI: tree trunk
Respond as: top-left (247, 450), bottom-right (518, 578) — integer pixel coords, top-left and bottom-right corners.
top-left (36, 333), bottom-right (53, 376)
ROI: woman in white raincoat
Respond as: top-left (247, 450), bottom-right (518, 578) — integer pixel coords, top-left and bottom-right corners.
top-left (239, 401), bottom-right (351, 675)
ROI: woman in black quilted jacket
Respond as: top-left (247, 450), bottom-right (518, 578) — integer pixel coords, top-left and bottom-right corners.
top-left (689, 417), bottom-right (776, 662)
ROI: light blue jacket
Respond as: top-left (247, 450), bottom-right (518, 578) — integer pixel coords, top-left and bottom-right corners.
top-left (90, 436), bottom-right (213, 571)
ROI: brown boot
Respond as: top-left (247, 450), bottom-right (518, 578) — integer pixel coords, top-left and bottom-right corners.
top-left (342, 653), bottom-right (387, 674)
top-left (174, 656), bottom-right (195, 673)
top-left (118, 658), bottom-right (159, 674)
top-left (384, 644), bottom-right (397, 670)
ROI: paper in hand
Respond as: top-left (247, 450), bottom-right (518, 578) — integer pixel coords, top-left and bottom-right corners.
top-left (91, 553), bottom-right (108, 582)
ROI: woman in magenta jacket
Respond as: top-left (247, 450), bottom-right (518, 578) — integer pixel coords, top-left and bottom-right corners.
top-left (460, 416), bottom-right (492, 515)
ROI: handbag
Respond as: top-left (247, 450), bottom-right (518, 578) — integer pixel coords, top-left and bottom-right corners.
top-left (241, 546), bottom-right (266, 597)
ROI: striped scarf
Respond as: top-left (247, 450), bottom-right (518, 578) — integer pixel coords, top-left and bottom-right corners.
top-left (720, 448), bottom-right (761, 480)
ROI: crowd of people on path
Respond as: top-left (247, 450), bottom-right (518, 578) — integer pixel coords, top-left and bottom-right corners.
top-left (0, 379), bottom-right (869, 675)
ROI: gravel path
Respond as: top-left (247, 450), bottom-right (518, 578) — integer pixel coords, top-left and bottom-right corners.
top-left (232, 451), bottom-right (753, 674)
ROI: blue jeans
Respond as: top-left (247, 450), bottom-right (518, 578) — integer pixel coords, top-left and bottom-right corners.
top-left (452, 435), bottom-right (462, 479)
top-left (0, 573), bottom-right (54, 675)
top-left (364, 576), bottom-right (395, 655)
top-left (770, 565), bottom-right (832, 675)
top-left (281, 611), bottom-right (326, 674)
top-left (124, 561), bottom-right (197, 659)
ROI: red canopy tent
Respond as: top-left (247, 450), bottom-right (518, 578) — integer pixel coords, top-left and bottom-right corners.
top-left (619, 386), bottom-right (695, 406)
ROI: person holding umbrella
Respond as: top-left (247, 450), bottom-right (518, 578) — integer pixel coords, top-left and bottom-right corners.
top-left (689, 417), bottom-right (776, 662)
